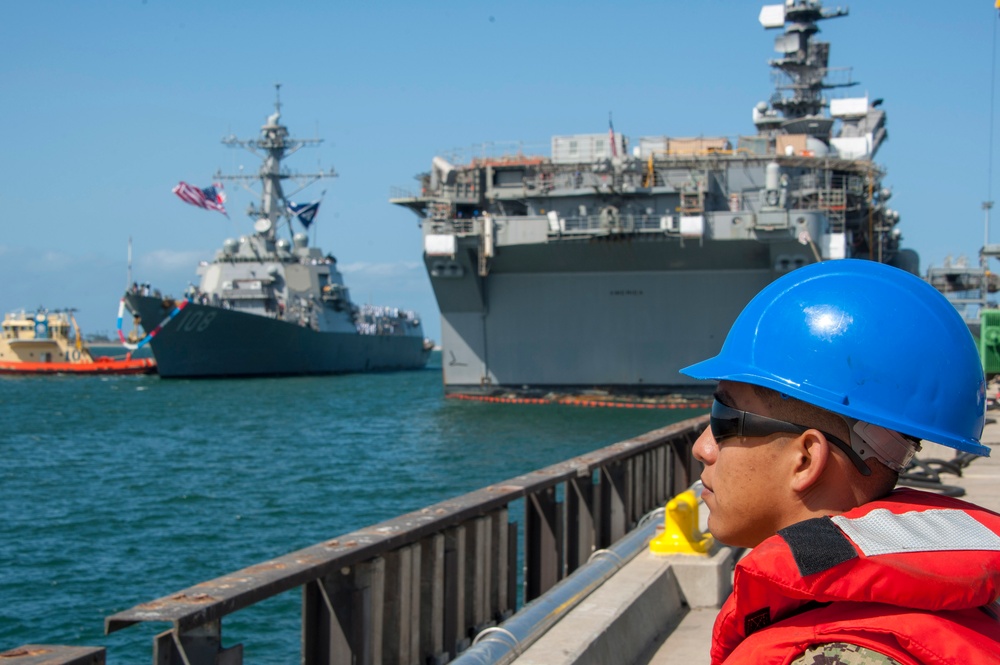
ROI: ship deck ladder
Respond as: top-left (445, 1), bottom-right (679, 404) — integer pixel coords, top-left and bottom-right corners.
top-left (821, 188), bottom-right (847, 233)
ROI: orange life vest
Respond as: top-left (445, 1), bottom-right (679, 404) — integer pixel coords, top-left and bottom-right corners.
top-left (712, 488), bottom-right (1000, 665)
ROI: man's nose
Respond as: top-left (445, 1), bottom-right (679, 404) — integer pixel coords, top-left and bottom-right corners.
top-left (692, 425), bottom-right (717, 464)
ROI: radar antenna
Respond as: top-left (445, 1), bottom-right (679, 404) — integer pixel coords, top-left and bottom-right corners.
top-left (758, 1), bottom-right (855, 123)
top-left (214, 84), bottom-right (337, 242)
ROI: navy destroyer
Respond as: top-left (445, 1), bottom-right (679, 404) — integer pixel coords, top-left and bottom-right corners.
top-left (391, 0), bottom-right (916, 398)
top-left (125, 89), bottom-right (432, 378)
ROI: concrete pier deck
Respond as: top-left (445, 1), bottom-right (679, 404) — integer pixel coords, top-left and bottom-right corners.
top-left (508, 416), bottom-right (1000, 665)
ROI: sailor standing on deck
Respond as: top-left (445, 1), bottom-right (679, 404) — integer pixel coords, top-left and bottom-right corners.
top-left (680, 259), bottom-right (1000, 664)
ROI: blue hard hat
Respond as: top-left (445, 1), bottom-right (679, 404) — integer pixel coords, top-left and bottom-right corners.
top-left (681, 259), bottom-right (988, 456)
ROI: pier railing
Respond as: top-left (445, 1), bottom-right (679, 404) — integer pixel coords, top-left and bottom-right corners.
top-left (5, 414), bottom-right (707, 665)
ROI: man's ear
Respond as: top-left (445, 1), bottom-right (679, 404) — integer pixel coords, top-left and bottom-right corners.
top-left (789, 429), bottom-right (831, 492)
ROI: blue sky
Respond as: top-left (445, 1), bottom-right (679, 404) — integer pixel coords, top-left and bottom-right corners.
top-left (2, 1), bottom-right (998, 344)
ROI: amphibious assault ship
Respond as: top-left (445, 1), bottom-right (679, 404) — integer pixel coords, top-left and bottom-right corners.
top-left (126, 91), bottom-right (432, 378)
top-left (392, 0), bottom-right (916, 398)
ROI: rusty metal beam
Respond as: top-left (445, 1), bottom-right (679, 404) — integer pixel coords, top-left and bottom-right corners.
top-left (566, 475), bottom-right (596, 573)
top-left (418, 533), bottom-right (446, 663)
top-left (0, 646), bottom-right (105, 665)
top-left (525, 487), bottom-right (561, 601)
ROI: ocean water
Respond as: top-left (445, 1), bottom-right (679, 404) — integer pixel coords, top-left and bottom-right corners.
top-left (0, 354), bottom-right (702, 663)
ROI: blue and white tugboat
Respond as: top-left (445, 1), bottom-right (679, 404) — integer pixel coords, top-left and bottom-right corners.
top-left (124, 88), bottom-right (432, 378)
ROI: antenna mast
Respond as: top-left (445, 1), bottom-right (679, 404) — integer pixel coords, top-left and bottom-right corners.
top-left (214, 84), bottom-right (337, 243)
top-left (126, 236), bottom-right (133, 291)
top-left (986, 12), bottom-right (998, 250)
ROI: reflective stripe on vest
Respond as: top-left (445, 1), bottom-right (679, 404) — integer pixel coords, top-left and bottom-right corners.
top-left (831, 508), bottom-right (1000, 556)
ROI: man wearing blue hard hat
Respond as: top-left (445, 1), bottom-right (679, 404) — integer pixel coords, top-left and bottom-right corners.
top-left (680, 259), bottom-right (1000, 664)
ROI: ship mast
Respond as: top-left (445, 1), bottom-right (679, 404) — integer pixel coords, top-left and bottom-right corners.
top-left (215, 84), bottom-right (336, 244)
top-left (756, 1), bottom-right (855, 135)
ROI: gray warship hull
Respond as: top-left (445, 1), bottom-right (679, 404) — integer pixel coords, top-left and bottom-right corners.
top-left (126, 294), bottom-right (430, 378)
top-left (431, 230), bottom-right (808, 395)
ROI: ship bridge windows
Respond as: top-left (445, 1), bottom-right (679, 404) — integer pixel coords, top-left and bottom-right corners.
top-left (221, 278), bottom-right (276, 302)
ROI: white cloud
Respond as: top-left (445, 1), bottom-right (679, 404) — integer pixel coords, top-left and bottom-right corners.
top-left (39, 250), bottom-right (73, 266)
top-left (140, 249), bottom-right (210, 272)
top-left (0, 246), bottom-right (113, 274)
top-left (0, 245), bottom-right (129, 335)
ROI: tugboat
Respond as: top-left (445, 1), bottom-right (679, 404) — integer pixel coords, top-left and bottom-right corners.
top-left (0, 308), bottom-right (156, 375)
top-left (124, 87), bottom-right (432, 378)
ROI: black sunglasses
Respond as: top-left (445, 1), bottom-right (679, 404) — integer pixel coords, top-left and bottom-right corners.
top-left (710, 400), bottom-right (871, 476)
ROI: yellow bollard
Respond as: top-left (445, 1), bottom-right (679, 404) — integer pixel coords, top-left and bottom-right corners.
top-left (649, 490), bottom-right (714, 555)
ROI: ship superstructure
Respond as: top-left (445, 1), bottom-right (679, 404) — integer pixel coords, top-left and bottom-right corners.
top-left (392, 1), bottom-right (915, 397)
top-left (126, 89), bottom-right (431, 378)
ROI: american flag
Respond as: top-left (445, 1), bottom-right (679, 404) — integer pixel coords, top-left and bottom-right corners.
top-left (172, 181), bottom-right (228, 216)
top-left (608, 113), bottom-right (617, 158)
